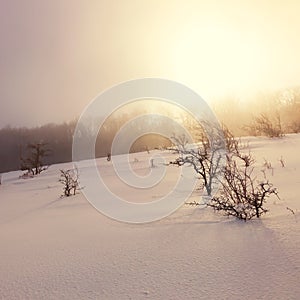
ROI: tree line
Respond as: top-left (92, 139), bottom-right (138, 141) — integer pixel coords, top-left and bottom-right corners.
top-left (213, 86), bottom-right (300, 136)
top-left (0, 112), bottom-right (175, 173)
top-left (1, 86), bottom-right (300, 173)
top-left (0, 122), bottom-right (75, 173)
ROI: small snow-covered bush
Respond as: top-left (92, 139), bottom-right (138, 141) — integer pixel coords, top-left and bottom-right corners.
top-left (59, 168), bottom-right (80, 197)
top-left (208, 151), bottom-right (279, 221)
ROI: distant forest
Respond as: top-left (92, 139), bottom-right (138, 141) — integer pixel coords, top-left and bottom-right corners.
top-left (0, 112), bottom-right (175, 173)
top-left (0, 122), bottom-right (75, 173)
top-left (1, 87), bottom-right (300, 173)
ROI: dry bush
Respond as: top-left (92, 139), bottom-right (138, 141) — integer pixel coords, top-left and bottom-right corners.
top-left (221, 123), bottom-right (240, 153)
top-left (208, 151), bottom-right (279, 221)
top-left (59, 168), bottom-right (80, 197)
top-left (288, 121), bottom-right (300, 133)
top-left (169, 123), bottom-right (225, 197)
top-left (170, 122), bottom-right (279, 221)
top-left (279, 156), bottom-right (285, 168)
top-left (244, 113), bottom-right (284, 138)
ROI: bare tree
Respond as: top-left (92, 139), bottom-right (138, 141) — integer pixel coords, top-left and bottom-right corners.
top-left (20, 142), bottom-right (50, 175)
top-left (59, 167), bottom-right (80, 197)
top-left (208, 150), bottom-right (279, 221)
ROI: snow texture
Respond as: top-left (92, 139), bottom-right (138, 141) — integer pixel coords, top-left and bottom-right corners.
top-left (0, 135), bottom-right (299, 299)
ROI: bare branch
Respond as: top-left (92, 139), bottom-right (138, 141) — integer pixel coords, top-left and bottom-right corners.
top-left (59, 167), bottom-right (80, 197)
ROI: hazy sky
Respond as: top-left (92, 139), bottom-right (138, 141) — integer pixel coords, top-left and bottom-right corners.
top-left (1, 0), bottom-right (300, 127)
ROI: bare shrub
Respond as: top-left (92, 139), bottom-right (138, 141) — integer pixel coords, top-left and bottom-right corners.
top-left (171, 121), bottom-right (278, 221)
top-left (244, 113), bottom-right (284, 138)
top-left (263, 158), bottom-right (272, 169)
top-left (279, 156), bottom-right (285, 168)
top-left (288, 121), bottom-right (300, 133)
top-left (169, 123), bottom-right (225, 196)
top-left (170, 123), bottom-right (279, 221)
top-left (59, 168), bottom-right (80, 197)
top-left (208, 151), bottom-right (279, 221)
top-left (221, 123), bottom-right (240, 153)
top-left (262, 158), bottom-right (274, 177)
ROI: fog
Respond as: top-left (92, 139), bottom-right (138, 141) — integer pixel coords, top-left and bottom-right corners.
top-left (1, 0), bottom-right (300, 128)
top-left (1, 91), bottom-right (300, 173)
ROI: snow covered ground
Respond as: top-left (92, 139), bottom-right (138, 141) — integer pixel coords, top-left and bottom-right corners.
top-left (0, 134), bottom-right (299, 299)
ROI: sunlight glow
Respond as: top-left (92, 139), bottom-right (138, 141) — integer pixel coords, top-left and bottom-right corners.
top-left (171, 22), bottom-right (268, 99)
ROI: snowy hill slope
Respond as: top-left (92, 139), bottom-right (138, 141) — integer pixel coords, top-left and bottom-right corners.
top-left (0, 135), bottom-right (299, 299)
